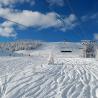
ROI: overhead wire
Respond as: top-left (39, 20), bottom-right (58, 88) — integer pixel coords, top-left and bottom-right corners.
top-left (0, 1), bottom-right (88, 41)
top-left (0, 11), bottom-right (67, 40)
top-left (48, 0), bottom-right (87, 41)
top-left (48, 6), bottom-right (70, 41)
top-left (66, 0), bottom-right (87, 40)
top-left (0, 16), bottom-right (29, 28)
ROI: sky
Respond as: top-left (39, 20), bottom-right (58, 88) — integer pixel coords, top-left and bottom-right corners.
top-left (0, 0), bottom-right (98, 42)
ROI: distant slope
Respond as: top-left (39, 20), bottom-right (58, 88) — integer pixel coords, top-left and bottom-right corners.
top-left (15, 42), bottom-right (83, 58)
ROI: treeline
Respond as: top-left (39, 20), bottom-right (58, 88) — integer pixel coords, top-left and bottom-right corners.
top-left (0, 40), bottom-right (42, 51)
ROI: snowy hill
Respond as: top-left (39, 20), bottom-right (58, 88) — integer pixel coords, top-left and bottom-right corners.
top-left (0, 41), bottom-right (98, 98)
top-left (15, 42), bottom-right (83, 58)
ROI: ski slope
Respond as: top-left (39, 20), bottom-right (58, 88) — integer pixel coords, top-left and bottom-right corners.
top-left (0, 42), bottom-right (98, 98)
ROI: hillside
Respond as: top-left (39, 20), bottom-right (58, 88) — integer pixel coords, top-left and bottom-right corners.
top-left (0, 41), bottom-right (98, 98)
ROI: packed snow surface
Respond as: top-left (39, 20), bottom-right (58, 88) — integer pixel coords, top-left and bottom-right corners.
top-left (0, 42), bottom-right (98, 98)
top-left (0, 57), bottom-right (98, 98)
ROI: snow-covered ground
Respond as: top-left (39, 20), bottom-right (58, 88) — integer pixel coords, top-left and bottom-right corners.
top-left (0, 42), bottom-right (98, 98)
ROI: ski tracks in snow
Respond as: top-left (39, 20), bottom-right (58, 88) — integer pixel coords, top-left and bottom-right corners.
top-left (0, 58), bottom-right (98, 98)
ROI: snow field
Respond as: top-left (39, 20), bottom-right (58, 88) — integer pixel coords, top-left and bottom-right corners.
top-left (0, 58), bottom-right (98, 98)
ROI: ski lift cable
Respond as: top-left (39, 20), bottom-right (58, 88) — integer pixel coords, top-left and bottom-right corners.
top-left (56, 16), bottom-right (71, 41)
top-left (56, 12), bottom-right (83, 40)
top-left (56, 14), bottom-right (66, 27)
top-left (0, 16), bottom-right (29, 28)
top-left (48, 6), bottom-right (71, 41)
top-left (48, 1), bottom-right (86, 41)
top-left (66, 0), bottom-right (85, 36)
top-left (0, 2), bottom-right (87, 41)
top-left (66, 0), bottom-right (87, 39)
top-left (0, 14), bottom-right (66, 39)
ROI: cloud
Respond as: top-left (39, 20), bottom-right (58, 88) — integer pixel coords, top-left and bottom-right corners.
top-left (0, 0), bottom-right (15, 6)
top-left (0, 8), bottom-right (78, 37)
top-left (0, 8), bottom-right (77, 29)
top-left (94, 33), bottom-right (98, 40)
top-left (63, 14), bottom-right (77, 31)
top-left (19, 0), bottom-right (35, 6)
top-left (0, 8), bottom-right (60, 28)
top-left (0, 21), bottom-right (16, 37)
top-left (46, 0), bottom-right (65, 7)
top-left (81, 13), bottom-right (98, 22)
top-left (0, 0), bottom-right (35, 7)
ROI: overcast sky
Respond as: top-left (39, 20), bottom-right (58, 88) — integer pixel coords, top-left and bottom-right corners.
top-left (0, 0), bottom-right (98, 42)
